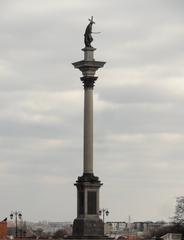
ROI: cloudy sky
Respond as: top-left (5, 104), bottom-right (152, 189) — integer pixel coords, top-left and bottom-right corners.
top-left (0, 0), bottom-right (184, 223)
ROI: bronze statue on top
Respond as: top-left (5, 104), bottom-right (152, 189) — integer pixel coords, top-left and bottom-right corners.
top-left (84, 16), bottom-right (95, 47)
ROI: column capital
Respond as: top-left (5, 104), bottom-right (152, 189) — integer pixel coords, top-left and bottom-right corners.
top-left (81, 76), bottom-right (98, 89)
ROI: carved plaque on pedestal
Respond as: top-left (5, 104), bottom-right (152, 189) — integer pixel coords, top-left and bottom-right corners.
top-left (87, 191), bottom-right (97, 214)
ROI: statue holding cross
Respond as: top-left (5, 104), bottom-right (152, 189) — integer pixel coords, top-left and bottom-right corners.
top-left (84, 16), bottom-right (95, 47)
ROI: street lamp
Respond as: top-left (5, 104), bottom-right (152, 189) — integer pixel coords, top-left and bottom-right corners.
top-left (99, 208), bottom-right (109, 223)
top-left (10, 211), bottom-right (22, 238)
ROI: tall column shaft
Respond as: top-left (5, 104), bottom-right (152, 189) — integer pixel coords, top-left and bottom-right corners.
top-left (84, 87), bottom-right (93, 173)
top-left (72, 46), bottom-right (106, 238)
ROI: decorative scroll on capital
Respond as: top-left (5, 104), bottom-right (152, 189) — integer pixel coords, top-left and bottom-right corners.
top-left (81, 76), bottom-right (98, 89)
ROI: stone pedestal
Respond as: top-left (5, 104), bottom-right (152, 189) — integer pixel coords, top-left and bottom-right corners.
top-left (72, 173), bottom-right (103, 237)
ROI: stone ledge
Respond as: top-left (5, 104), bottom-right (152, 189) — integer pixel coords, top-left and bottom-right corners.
top-left (76, 173), bottom-right (101, 183)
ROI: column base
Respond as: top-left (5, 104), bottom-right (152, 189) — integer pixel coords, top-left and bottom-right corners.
top-left (72, 217), bottom-right (104, 237)
top-left (77, 173), bottom-right (101, 183)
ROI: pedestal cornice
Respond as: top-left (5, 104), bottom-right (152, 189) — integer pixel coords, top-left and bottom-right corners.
top-left (76, 173), bottom-right (102, 184)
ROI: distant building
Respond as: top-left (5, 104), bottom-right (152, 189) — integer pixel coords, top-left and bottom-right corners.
top-left (26, 221), bottom-right (72, 235)
top-left (161, 233), bottom-right (182, 240)
top-left (105, 222), bottom-right (127, 234)
top-left (0, 221), bottom-right (7, 239)
top-left (105, 221), bottom-right (168, 235)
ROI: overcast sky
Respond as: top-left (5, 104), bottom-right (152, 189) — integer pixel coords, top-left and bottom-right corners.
top-left (0, 0), bottom-right (184, 223)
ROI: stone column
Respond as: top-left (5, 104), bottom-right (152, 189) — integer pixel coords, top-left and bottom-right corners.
top-left (84, 87), bottom-right (93, 173)
top-left (82, 76), bottom-right (97, 174)
top-left (72, 47), bottom-right (106, 238)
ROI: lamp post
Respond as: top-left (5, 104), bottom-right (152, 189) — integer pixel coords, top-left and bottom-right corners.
top-left (99, 208), bottom-right (109, 223)
top-left (10, 211), bottom-right (22, 238)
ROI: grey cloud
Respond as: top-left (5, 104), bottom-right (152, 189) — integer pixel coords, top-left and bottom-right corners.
top-left (0, 0), bottom-right (184, 222)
